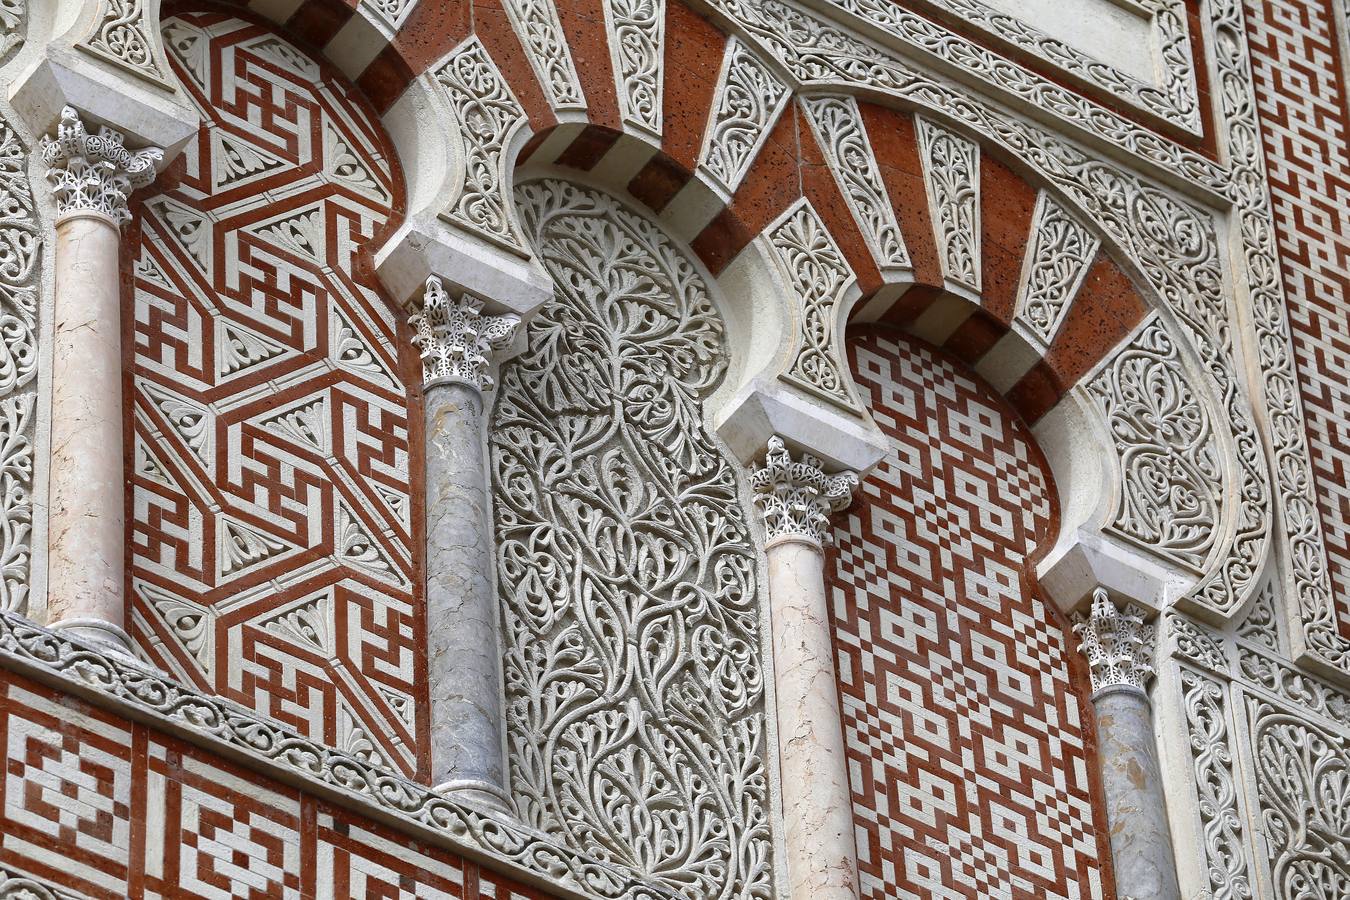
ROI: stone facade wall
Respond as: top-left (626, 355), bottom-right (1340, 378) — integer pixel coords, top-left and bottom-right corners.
top-left (0, 0), bottom-right (1345, 897)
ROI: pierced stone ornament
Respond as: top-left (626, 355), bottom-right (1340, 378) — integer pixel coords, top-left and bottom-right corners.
top-left (40, 106), bottom-right (161, 225)
top-left (750, 435), bottom-right (858, 546)
top-left (1073, 588), bottom-right (1156, 696)
top-left (409, 276), bottom-right (519, 391)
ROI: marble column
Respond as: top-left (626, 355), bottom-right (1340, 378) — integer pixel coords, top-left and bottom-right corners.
top-left (40, 107), bottom-right (160, 657)
top-left (411, 275), bottom-right (519, 808)
top-left (750, 436), bottom-right (860, 900)
top-left (1073, 588), bottom-right (1181, 900)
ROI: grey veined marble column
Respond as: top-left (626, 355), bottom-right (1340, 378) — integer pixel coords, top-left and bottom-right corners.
top-left (1073, 588), bottom-right (1181, 900)
top-left (751, 437), bottom-right (861, 900)
top-left (410, 276), bottom-right (519, 809)
top-left (41, 107), bottom-right (160, 659)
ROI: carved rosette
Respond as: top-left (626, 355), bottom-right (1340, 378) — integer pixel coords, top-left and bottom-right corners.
top-left (1072, 588), bottom-right (1156, 697)
top-left (750, 436), bottom-right (858, 546)
top-left (409, 276), bottom-right (519, 392)
top-left (40, 106), bottom-right (161, 226)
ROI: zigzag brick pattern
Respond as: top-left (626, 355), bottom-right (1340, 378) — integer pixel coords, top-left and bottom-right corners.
top-left (124, 12), bottom-right (424, 776)
top-left (1245, 0), bottom-right (1350, 634)
top-left (0, 668), bottom-right (548, 898)
top-left (828, 329), bottom-right (1107, 898)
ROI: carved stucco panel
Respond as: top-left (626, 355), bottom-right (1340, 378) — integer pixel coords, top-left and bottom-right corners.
top-left (1014, 190), bottom-right (1099, 347)
top-left (431, 37), bottom-right (532, 257)
top-left (500, 0), bottom-right (587, 112)
top-left (1088, 316), bottom-right (1222, 574)
top-left (494, 179), bottom-right (773, 899)
top-left (765, 199), bottom-right (863, 413)
top-left (77, 0), bottom-right (175, 86)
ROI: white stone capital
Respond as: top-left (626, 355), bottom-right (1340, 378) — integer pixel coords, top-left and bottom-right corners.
top-left (1072, 587), bottom-right (1157, 698)
top-left (41, 106), bottom-right (162, 226)
top-left (410, 276), bottom-right (521, 392)
top-left (750, 436), bottom-right (858, 547)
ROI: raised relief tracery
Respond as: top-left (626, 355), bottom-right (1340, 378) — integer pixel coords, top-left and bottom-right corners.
top-left (494, 179), bottom-right (772, 899)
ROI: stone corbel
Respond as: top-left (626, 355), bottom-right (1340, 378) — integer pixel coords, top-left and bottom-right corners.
top-left (711, 198), bottom-right (888, 474)
top-left (748, 436), bottom-right (860, 900)
top-left (9, 0), bottom-right (198, 159)
top-left (375, 35), bottom-right (552, 323)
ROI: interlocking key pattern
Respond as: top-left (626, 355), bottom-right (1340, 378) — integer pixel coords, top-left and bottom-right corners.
top-left (828, 329), bottom-right (1107, 899)
top-left (1244, 0), bottom-right (1350, 637)
top-left (126, 12), bottom-right (421, 777)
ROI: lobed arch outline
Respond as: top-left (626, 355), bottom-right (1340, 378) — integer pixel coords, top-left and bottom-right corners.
top-left (130, 0), bottom-right (1267, 625)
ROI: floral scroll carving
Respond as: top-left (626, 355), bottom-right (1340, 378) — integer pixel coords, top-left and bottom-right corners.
top-left (767, 200), bottom-right (863, 411)
top-left (493, 179), bottom-right (773, 899)
top-left (1015, 191), bottom-right (1098, 347)
top-left (698, 38), bottom-right (788, 197)
top-left (78, 0), bottom-right (174, 85)
top-left (603, 0), bottom-right (664, 136)
top-left (1088, 316), bottom-right (1222, 574)
top-left (432, 38), bottom-right (531, 256)
top-left (915, 115), bottom-right (980, 294)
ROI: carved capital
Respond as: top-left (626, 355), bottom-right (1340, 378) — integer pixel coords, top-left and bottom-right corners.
top-left (750, 435), bottom-right (857, 546)
top-left (1072, 588), bottom-right (1156, 697)
top-left (40, 106), bottom-right (161, 225)
top-left (409, 276), bottom-right (520, 392)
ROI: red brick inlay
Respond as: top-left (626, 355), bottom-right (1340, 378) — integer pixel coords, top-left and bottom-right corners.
top-left (125, 13), bottom-right (427, 779)
top-left (830, 327), bottom-right (1109, 899)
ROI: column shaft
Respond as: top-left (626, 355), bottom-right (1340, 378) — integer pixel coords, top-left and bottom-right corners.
top-left (424, 380), bottom-right (506, 805)
top-left (46, 213), bottom-right (129, 651)
top-left (1094, 688), bottom-right (1181, 900)
top-left (767, 536), bottom-right (859, 900)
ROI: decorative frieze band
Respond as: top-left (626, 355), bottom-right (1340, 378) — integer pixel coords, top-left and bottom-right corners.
top-left (750, 436), bottom-right (858, 546)
top-left (40, 106), bottom-right (161, 225)
top-left (409, 277), bottom-right (519, 391)
top-left (0, 609), bottom-right (678, 900)
top-left (1072, 588), bottom-right (1156, 696)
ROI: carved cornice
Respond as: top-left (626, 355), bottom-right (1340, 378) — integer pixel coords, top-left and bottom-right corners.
top-left (409, 276), bottom-right (519, 392)
top-left (40, 106), bottom-right (161, 225)
top-left (1072, 588), bottom-right (1156, 696)
top-left (750, 436), bottom-right (858, 546)
top-left (0, 609), bottom-right (678, 900)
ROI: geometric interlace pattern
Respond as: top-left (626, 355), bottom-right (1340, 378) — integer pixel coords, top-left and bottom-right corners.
top-left (126, 13), bottom-right (419, 777)
top-left (829, 330), bottom-right (1107, 899)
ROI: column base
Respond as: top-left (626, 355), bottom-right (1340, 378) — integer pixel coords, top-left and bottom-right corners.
top-left (49, 617), bottom-right (141, 663)
top-left (432, 777), bottom-right (512, 814)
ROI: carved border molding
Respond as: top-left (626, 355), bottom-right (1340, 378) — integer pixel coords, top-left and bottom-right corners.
top-left (815, 0), bottom-right (1201, 135)
top-left (699, 0), bottom-right (1226, 196)
top-left (0, 610), bottom-right (679, 900)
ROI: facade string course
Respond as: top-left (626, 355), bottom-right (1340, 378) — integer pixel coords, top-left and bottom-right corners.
top-left (0, 0), bottom-right (1344, 896)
